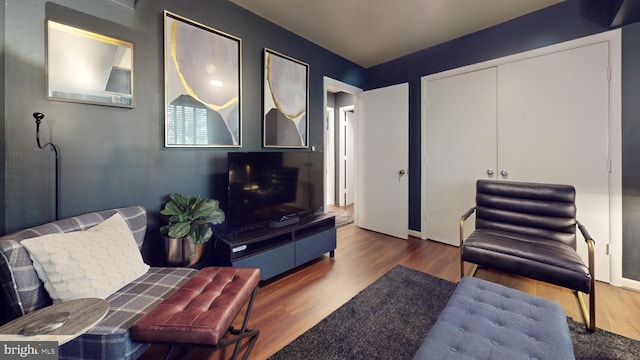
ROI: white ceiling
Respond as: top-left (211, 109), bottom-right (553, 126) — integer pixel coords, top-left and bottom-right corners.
top-left (231, 0), bottom-right (565, 68)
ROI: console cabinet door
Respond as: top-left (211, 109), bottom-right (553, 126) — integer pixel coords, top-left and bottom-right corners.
top-left (295, 228), bottom-right (336, 266)
top-left (234, 243), bottom-right (294, 281)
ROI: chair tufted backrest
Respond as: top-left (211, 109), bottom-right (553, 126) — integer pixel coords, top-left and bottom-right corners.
top-left (475, 180), bottom-right (577, 249)
top-left (0, 206), bottom-right (147, 325)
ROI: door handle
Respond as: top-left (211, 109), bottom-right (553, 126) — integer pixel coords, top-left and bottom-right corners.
top-left (487, 169), bottom-right (495, 176)
top-left (399, 169), bottom-right (406, 176)
top-left (501, 169), bottom-right (509, 177)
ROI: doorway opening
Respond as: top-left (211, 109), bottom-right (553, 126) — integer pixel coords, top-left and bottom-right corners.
top-left (324, 77), bottom-right (360, 226)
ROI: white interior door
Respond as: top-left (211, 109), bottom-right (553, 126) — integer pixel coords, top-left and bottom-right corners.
top-left (358, 83), bottom-right (409, 239)
top-left (424, 68), bottom-right (498, 245)
top-left (497, 42), bottom-right (611, 282)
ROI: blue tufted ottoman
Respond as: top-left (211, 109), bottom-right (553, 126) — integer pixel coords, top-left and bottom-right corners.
top-left (414, 276), bottom-right (575, 360)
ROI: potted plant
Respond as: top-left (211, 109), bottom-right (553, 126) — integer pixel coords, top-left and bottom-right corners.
top-left (160, 193), bottom-right (225, 266)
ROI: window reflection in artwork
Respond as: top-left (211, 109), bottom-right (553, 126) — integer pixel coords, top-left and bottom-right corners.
top-left (166, 95), bottom-right (236, 145)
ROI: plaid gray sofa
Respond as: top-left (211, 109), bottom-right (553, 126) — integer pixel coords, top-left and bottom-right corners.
top-left (0, 206), bottom-right (198, 359)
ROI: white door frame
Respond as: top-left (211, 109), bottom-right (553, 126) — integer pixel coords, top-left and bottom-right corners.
top-left (325, 106), bottom-right (335, 207)
top-left (338, 105), bottom-right (355, 206)
top-left (323, 77), bottom-right (362, 223)
top-left (420, 29), bottom-right (623, 287)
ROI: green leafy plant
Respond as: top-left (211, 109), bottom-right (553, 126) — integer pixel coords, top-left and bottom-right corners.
top-left (159, 193), bottom-right (225, 244)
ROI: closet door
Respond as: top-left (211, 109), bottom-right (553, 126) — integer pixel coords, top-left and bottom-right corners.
top-left (424, 68), bottom-right (497, 245)
top-left (497, 42), bottom-right (611, 281)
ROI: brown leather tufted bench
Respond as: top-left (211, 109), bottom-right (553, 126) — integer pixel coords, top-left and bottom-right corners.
top-left (131, 267), bottom-right (260, 360)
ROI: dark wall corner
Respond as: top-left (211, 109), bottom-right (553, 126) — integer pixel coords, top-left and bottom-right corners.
top-left (0, 1), bottom-right (6, 235)
top-left (621, 22), bottom-right (640, 280)
top-left (610, 0), bottom-right (640, 28)
top-left (578, 0), bottom-right (616, 28)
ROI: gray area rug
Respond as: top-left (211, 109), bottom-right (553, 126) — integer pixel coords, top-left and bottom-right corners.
top-left (327, 209), bottom-right (354, 228)
top-left (268, 265), bottom-right (640, 360)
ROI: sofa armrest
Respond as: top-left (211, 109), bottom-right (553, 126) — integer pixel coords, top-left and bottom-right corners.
top-left (0, 206), bottom-right (147, 325)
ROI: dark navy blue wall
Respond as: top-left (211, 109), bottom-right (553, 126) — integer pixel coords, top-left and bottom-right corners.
top-left (1, 0), bottom-right (364, 265)
top-left (5, 0), bottom-right (640, 277)
top-left (622, 22), bottom-right (640, 281)
top-left (0, 1), bottom-right (5, 236)
top-left (362, 0), bottom-right (640, 281)
top-left (363, 0), bottom-right (612, 232)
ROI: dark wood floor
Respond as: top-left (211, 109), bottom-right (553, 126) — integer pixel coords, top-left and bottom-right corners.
top-left (141, 222), bottom-right (640, 360)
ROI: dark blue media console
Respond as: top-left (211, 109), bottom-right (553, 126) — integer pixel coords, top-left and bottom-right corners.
top-left (209, 214), bottom-right (336, 281)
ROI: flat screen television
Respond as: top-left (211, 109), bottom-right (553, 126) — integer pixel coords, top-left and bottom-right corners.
top-left (227, 151), bottom-right (324, 230)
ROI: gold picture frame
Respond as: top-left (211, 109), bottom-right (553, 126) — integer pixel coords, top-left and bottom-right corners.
top-left (263, 48), bottom-right (309, 148)
top-left (46, 20), bottom-right (134, 108)
top-left (164, 11), bottom-right (242, 147)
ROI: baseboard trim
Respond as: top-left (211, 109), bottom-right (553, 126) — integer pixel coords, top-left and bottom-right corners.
top-left (621, 277), bottom-right (640, 291)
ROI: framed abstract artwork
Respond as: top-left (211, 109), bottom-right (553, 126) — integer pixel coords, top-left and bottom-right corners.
top-left (46, 20), bottom-right (134, 108)
top-left (263, 48), bottom-right (309, 148)
top-left (164, 11), bottom-right (242, 147)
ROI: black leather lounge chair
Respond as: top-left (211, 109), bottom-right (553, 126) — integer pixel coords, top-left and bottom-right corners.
top-left (460, 179), bottom-right (595, 332)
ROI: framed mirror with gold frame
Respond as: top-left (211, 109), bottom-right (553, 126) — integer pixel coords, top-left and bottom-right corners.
top-left (46, 20), bottom-right (134, 108)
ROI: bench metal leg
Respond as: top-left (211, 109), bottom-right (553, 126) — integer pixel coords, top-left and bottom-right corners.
top-left (216, 286), bottom-right (260, 360)
top-left (159, 286), bottom-right (260, 360)
top-left (161, 344), bottom-right (193, 360)
top-left (163, 345), bottom-right (175, 360)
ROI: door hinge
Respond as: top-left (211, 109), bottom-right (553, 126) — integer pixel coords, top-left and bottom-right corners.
top-left (607, 66), bottom-right (611, 81)
top-left (608, 159), bottom-right (612, 173)
top-left (606, 243), bottom-right (610, 255)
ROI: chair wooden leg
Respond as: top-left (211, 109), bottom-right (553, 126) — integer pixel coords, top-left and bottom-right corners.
top-left (576, 291), bottom-right (596, 332)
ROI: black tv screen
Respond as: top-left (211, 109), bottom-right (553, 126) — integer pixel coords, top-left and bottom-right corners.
top-left (227, 151), bottom-right (324, 230)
